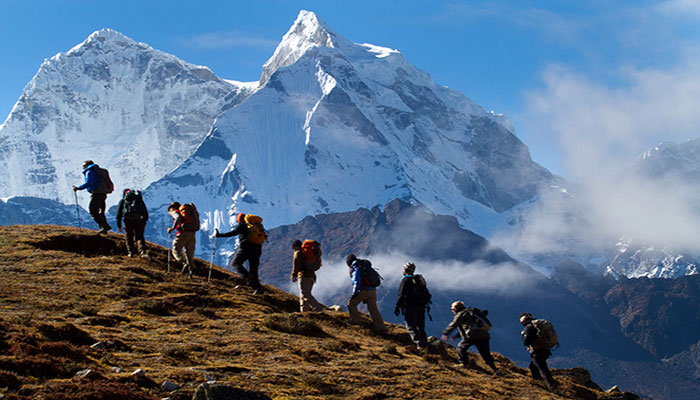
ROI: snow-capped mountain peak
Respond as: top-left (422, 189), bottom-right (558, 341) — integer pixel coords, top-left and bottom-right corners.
top-left (260, 10), bottom-right (350, 85)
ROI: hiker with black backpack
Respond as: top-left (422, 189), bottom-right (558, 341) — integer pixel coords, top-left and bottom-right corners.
top-left (72, 160), bottom-right (113, 234)
top-left (519, 312), bottom-right (558, 389)
top-left (346, 254), bottom-right (386, 333)
top-left (291, 240), bottom-right (325, 312)
top-left (215, 212), bottom-right (266, 294)
top-left (115, 189), bottom-right (149, 259)
top-left (441, 301), bottom-right (500, 374)
top-left (394, 262), bottom-right (430, 350)
top-left (167, 201), bottom-right (199, 278)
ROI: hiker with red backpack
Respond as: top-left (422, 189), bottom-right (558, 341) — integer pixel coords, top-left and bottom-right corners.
top-left (441, 301), bottom-right (500, 375)
top-left (116, 188), bottom-right (149, 259)
top-left (291, 240), bottom-right (325, 312)
top-left (346, 254), bottom-right (386, 333)
top-left (167, 201), bottom-right (199, 278)
top-left (394, 262), bottom-right (430, 350)
top-left (519, 312), bottom-right (558, 389)
top-left (215, 213), bottom-right (266, 294)
top-left (72, 160), bottom-right (113, 234)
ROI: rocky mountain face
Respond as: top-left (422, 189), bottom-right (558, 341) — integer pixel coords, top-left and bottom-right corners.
top-left (0, 196), bottom-right (83, 227)
top-left (0, 28), bottom-right (252, 207)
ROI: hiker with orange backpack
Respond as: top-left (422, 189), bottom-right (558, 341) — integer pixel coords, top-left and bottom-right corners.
top-left (72, 160), bottom-right (113, 234)
top-left (167, 201), bottom-right (199, 278)
top-left (215, 212), bottom-right (266, 294)
top-left (291, 240), bottom-right (325, 312)
top-left (520, 312), bottom-right (558, 389)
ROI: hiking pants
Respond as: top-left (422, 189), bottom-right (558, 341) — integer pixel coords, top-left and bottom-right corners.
top-left (231, 243), bottom-right (262, 290)
top-left (529, 349), bottom-right (554, 384)
top-left (458, 338), bottom-right (498, 371)
top-left (298, 275), bottom-right (324, 312)
top-left (404, 306), bottom-right (428, 348)
top-left (172, 231), bottom-right (196, 268)
top-left (124, 219), bottom-right (146, 255)
top-left (89, 192), bottom-right (110, 230)
top-left (348, 289), bottom-right (386, 332)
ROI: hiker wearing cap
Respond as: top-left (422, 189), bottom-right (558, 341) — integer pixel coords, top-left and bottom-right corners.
top-left (72, 160), bottom-right (112, 234)
top-left (167, 202), bottom-right (196, 277)
top-left (215, 212), bottom-right (266, 294)
top-left (520, 312), bottom-right (557, 389)
top-left (346, 254), bottom-right (386, 333)
top-left (115, 188), bottom-right (149, 259)
top-left (441, 301), bottom-right (500, 374)
top-left (394, 262), bottom-right (430, 350)
top-left (291, 240), bottom-right (325, 312)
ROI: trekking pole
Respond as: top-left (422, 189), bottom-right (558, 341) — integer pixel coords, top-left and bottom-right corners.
top-left (167, 232), bottom-right (172, 274)
top-left (208, 233), bottom-right (217, 283)
top-left (73, 191), bottom-right (81, 229)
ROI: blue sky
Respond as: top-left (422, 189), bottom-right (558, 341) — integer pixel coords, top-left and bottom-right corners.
top-left (2, 0), bottom-right (700, 179)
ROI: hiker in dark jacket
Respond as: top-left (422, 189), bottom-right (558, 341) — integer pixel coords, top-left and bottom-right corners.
top-left (116, 188), bottom-right (149, 259)
top-left (520, 312), bottom-right (556, 389)
top-left (346, 254), bottom-right (386, 332)
top-left (215, 212), bottom-right (264, 294)
top-left (441, 301), bottom-right (500, 374)
top-left (167, 202), bottom-right (195, 277)
top-left (72, 160), bottom-right (111, 234)
top-left (394, 262), bottom-right (429, 349)
top-left (291, 240), bottom-right (325, 312)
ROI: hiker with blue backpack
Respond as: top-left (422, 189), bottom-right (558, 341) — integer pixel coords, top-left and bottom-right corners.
top-left (72, 160), bottom-right (113, 234)
top-left (346, 254), bottom-right (386, 333)
top-left (441, 301), bottom-right (500, 375)
top-left (115, 188), bottom-right (149, 259)
top-left (394, 262), bottom-right (430, 350)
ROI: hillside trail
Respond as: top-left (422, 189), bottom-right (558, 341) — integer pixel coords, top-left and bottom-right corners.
top-left (0, 225), bottom-right (641, 399)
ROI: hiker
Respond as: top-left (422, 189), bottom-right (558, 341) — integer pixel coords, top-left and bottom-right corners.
top-left (346, 254), bottom-right (386, 332)
top-left (72, 160), bottom-right (112, 234)
top-left (167, 202), bottom-right (196, 277)
top-left (115, 189), bottom-right (149, 259)
top-left (394, 262), bottom-right (430, 349)
top-left (520, 312), bottom-right (557, 389)
top-left (441, 301), bottom-right (500, 374)
top-left (291, 240), bottom-right (325, 312)
top-left (215, 212), bottom-right (266, 294)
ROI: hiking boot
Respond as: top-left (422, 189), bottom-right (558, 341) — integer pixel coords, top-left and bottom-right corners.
top-left (127, 252), bottom-right (134, 258)
top-left (140, 252), bottom-right (150, 260)
top-left (252, 287), bottom-right (265, 295)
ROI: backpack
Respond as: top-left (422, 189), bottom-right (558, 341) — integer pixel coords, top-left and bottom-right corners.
top-left (467, 307), bottom-right (492, 331)
top-left (356, 259), bottom-right (382, 288)
top-left (532, 319), bottom-right (559, 349)
top-left (301, 240), bottom-right (322, 271)
top-left (122, 190), bottom-right (147, 221)
top-left (410, 275), bottom-right (432, 305)
top-left (244, 214), bottom-right (267, 245)
top-left (94, 167), bottom-right (114, 194)
top-left (179, 203), bottom-right (200, 232)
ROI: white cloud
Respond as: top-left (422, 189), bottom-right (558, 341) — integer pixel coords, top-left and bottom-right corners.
top-left (286, 252), bottom-right (536, 305)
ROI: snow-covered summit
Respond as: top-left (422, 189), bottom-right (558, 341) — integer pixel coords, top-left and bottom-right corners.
top-left (143, 11), bottom-right (559, 258)
top-left (0, 28), bottom-right (253, 206)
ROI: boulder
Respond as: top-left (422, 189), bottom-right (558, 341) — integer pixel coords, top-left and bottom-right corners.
top-left (193, 382), bottom-right (271, 400)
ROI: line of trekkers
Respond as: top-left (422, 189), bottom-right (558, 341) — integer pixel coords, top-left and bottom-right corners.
top-left (73, 159), bottom-right (560, 390)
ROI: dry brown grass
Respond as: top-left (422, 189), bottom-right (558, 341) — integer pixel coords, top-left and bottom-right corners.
top-left (0, 225), bottom-right (641, 399)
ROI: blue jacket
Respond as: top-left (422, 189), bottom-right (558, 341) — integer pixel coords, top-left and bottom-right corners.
top-left (76, 164), bottom-right (99, 193)
top-left (351, 260), bottom-right (376, 294)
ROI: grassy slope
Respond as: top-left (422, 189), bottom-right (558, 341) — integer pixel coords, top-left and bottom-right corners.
top-left (0, 225), bottom-right (640, 400)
